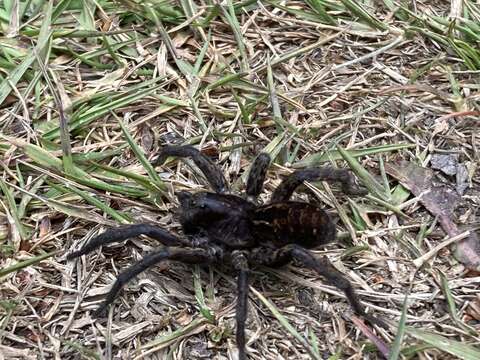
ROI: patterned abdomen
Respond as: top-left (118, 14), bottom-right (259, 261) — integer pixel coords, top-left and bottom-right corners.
top-left (252, 202), bottom-right (337, 248)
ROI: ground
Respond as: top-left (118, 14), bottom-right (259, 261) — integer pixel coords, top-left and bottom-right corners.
top-left (0, 1), bottom-right (479, 359)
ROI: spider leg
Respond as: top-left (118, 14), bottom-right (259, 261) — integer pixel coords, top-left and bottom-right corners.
top-left (246, 153), bottom-right (270, 200)
top-left (232, 251), bottom-right (250, 360)
top-left (153, 145), bottom-right (228, 193)
top-left (254, 245), bottom-right (387, 329)
top-left (93, 247), bottom-right (216, 318)
top-left (271, 167), bottom-right (367, 202)
top-left (288, 245), bottom-right (366, 314)
top-left (67, 224), bottom-right (189, 260)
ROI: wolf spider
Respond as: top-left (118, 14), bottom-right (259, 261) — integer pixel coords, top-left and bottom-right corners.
top-left (68, 145), bottom-right (385, 359)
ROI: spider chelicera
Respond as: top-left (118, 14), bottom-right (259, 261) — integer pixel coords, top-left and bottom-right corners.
top-left (67, 145), bottom-right (385, 359)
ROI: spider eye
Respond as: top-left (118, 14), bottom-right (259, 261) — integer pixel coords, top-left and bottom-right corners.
top-left (190, 200), bottom-right (206, 208)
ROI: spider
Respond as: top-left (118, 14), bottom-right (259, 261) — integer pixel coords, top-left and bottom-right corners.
top-left (67, 145), bottom-right (385, 359)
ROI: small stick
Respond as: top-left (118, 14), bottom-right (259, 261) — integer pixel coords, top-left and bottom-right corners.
top-left (412, 230), bottom-right (471, 268)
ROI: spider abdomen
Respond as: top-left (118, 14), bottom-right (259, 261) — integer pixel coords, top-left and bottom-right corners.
top-left (252, 202), bottom-right (336, 248)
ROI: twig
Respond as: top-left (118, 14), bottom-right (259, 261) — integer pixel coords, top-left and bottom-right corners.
top-left (413, 231), bottom-right (471, 268)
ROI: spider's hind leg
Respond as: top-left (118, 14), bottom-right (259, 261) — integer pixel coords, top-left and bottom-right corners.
top-left (271, 167), bottom-right (367, 203)
top-left (93, 247), bottom-right (216, 317)
top-left (257, 245), bottom-right (388, 329)
top-left (245, 153), bottom-right (270, 201)
top-left (67, 224), bottom-right (187, 260)
top-left (288, 245), bottom-right (366, 314)
top-left (154, 145), bottom-right (228, 193)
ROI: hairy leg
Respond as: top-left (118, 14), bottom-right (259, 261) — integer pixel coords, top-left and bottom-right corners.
top-left (255, 245), bottom-right (387, 328)
top-left (271, 168), bottom-right (367, 202)
top-left (93, 247), bottom-right (216, 317)
top-left (232, 251), bottom-right (250, 360)
top-left (246, 153), bottom-right (270, 200)
top-left (288, 245), bottom-right (366, 314)
top-left (153, 145), bottom-right (228, 193)
top-left (67, 224), bottom-right (188, 260)
top-left (250, 246), bottom-right (291, 268)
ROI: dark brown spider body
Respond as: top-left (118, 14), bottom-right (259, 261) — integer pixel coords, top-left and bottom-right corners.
top-left (177, 191), bottom-right (256, 248)
top-left (253, 201), bottom-right (336, 249)
top-left (67, 145), bottom-right (386, 360)
top-left (177, 190), bottom-right (335, 251)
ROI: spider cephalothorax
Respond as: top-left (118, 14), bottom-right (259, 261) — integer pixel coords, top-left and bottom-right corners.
top-left (67, 145), bottom-right (384, 359)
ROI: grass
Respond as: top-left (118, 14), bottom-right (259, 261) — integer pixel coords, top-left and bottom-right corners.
top-left (1, 0), bottom-right (480, 359)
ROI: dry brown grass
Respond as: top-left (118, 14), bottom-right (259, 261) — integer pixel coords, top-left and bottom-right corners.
top-left (1, 1), bottom-right (480, 359)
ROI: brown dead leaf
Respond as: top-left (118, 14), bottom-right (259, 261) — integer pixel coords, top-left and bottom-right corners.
top-left (19, 239), bottom-right (33, 252)
top-left (176, 309), bottom-right (193, 326)
top-left (0, 94), bottom-right (18, 108)
top-left (386, 161), bottom-right (480, 269)
top-left (39, 216), bottom-right (51, 238)
top-left (140, 125), bottom-right (154, 152)
top-left (200, 144), bottom-right (221, 159)
top-left (465, 295), bottom-right (480, 321)
top-left (370, 274), bottom-right (385, 285)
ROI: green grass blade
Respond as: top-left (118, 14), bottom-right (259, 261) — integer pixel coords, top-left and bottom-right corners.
top-left (72, 145), bottom-right (128, 163)
top-left (389, 289), bottom-right (410, 359)
top-left (6, 180), bottom-right (116, 225)
top-left (267, 58), bottom-right (283, 131)
top-left (114, 113), bottom-right (166, 193)
top-left (66, 172), bottom-right (147, 198)
top-left (405, 327), bottom-right (480, 360)
top-left (192, 266), bottom-right (215, 322)
top-left (42, 79), bottom-right (164, 140)
top-left (0, 250), bottom-right (60, 278)
top-left (142, 317), bottom-right (208, 350)
top-left (0, 2), bottom-right (52, 105)
top-left (382, 0), bottom-right (409, 21)
top-left (267, 0), bottom-right (336, 25)
top-left (340, 0), bottom-right (389, 31)
top-left (4, 137), bottom-right (147, 197)
top-left (293, 144), bottom-right (415, 167)
top-left (52, 0), bottom-right (73, 22)
top-left (47, 181), bottom-right (131, 224)
top-left (205, 72), bottom-right (244, 92)
top-left (63, 340), bottom-right (101, 360)
top-left (231, 88), bottom-right (251, 124)
top-left (337, 145), bottom-right (391, 201)
top-left (306, 0), bottom-right (337, 24)
top-left (439, 271), bottom-right (477, 335)
top-left (146, 6), bottom-right (194, 76)
top-left (0, 179), bottom-right (27, 240)
top-left (193, 29), bottom-right (211, 75)
top-left (221, 0), bottom-right (248, 71)
top-left (79, 0), bottom-right (96, 33)
top-left (17, 176), bottom-right (45, 220)
top-left (90, 162), bottom-right (159, 192)
top-left (35, 59), bottom-right (74, 174)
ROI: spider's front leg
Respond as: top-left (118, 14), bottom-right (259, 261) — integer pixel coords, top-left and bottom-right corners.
top-left (271, 167), bottom-right (367, 202)
top-left (232, 250), bottom-right (250, 360)
top-left (92, 247), bottom-right (217, 317)
top-left (153, 145), bottom-right (228, 193)
top-left (67, 224), bottom-right (189, 260)
top-left (245, 153), bottom-right (271, 201)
